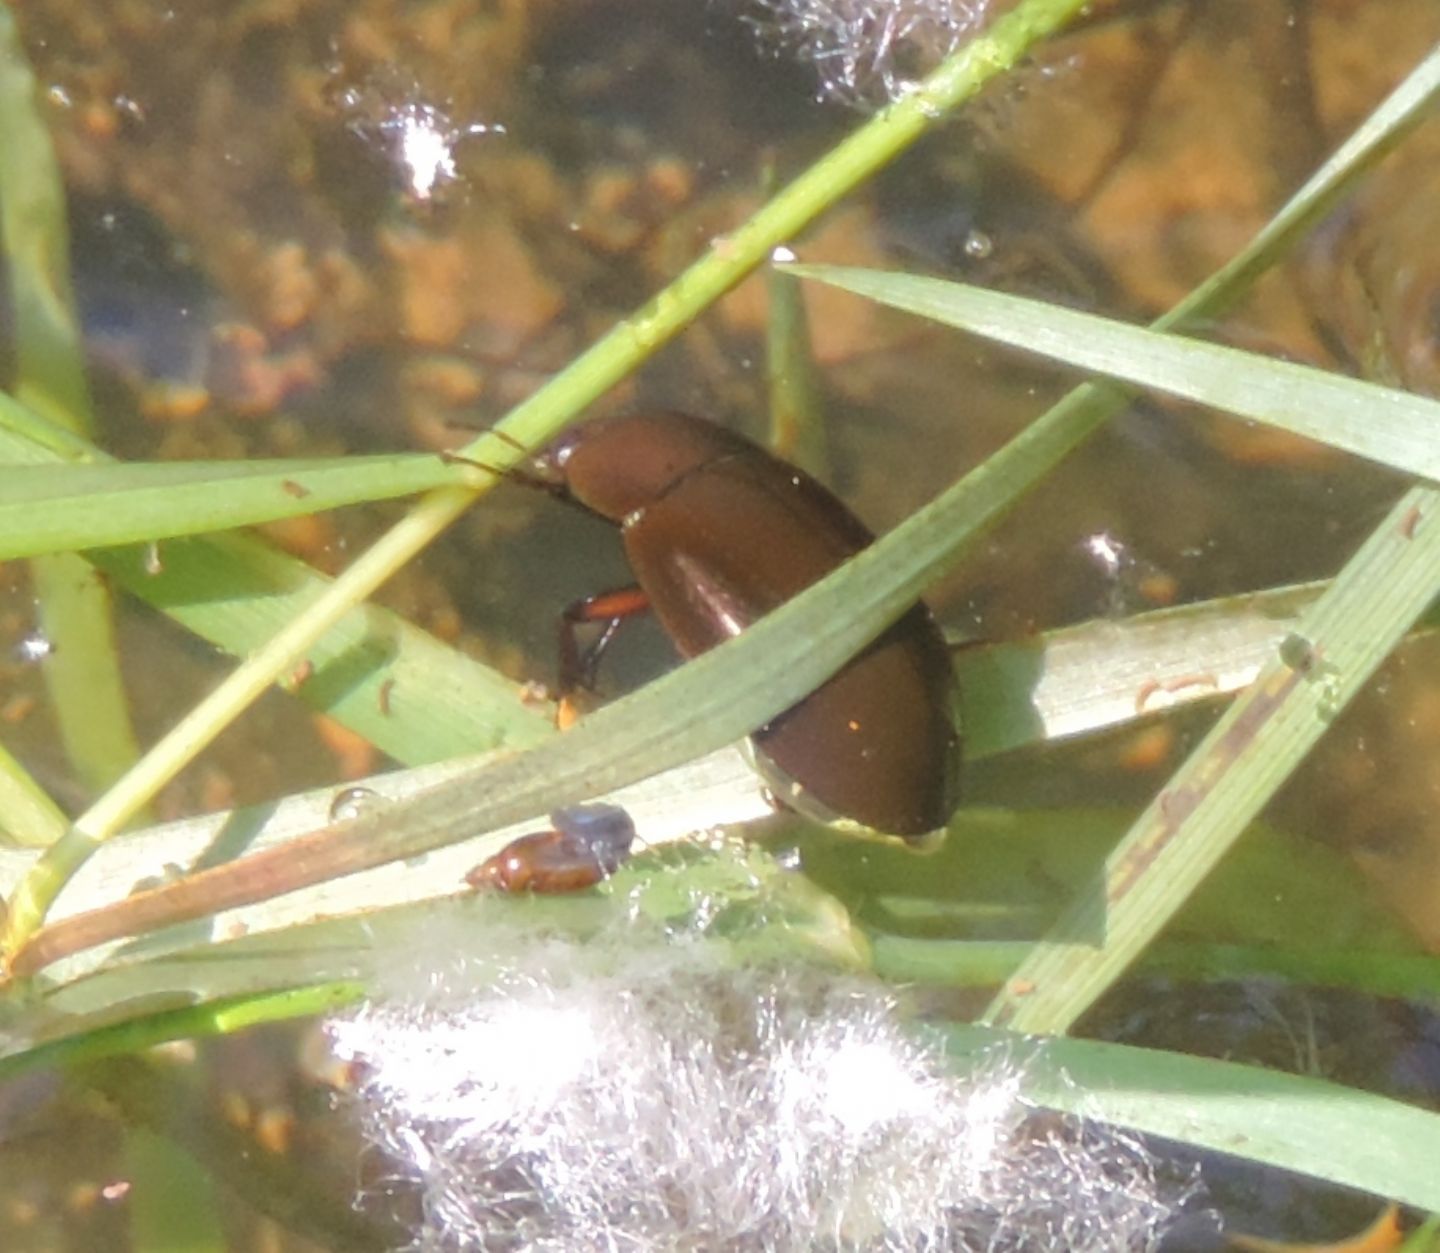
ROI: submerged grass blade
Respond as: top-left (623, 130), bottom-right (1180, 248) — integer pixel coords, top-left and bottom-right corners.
top-left (955, 581), bottom-right (1332, 758)
top-left (0, 454), bottom-right (481, 559)
top-left (0, 6), bottom-right (92, 432)
top-left (0, 414), bottom-right (554, 768)
top-left (123, 1123), bottom-right (226, 1253)
top-left (0, 739), bottom-right (69, 848)
top-left (92, 534), bottom-right (557, 765)
top-left (93, 1054), bottom-right (389, 1250)
top-left (877, 938), bottom-right (1440, 1004)
top-left (0, 386), bottom-right (95, 461)
top-left (766, 264), bottom-right (830, 478)
top-left (0, 4), bottom-right (141, 803)
top-left (941, 1023), bottom-right (1440, 1212)
top-left (29, 554), bottom-right (141, 800)
top-left (12, 948), bottom-right (1440, 1219)
top-left (0, 982), bottom-right (363, 1082)
top-left (985, 485), bottom-right (1440, 1033)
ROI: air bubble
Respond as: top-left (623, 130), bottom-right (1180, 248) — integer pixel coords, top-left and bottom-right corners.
top-left (113, 93), bottom-right (146, 125)
top-left (328, 785), bottom-right (380, 822)
top-left (1279, 632), bottom-right (1317, 674)
top-left (13, 632), bottom-right (54, 665)
top-left (963, 228), bottom-right (994, 259)
top-left (1315, 672), bottom-right (1345, 724)
top-left (329, 67), bottom-right (504, 204)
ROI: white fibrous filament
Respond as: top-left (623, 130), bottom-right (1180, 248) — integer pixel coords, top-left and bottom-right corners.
top-left (742, 0), bottom-right (994, 107)
top-left (329, 902), bottom-right (1190, 1250)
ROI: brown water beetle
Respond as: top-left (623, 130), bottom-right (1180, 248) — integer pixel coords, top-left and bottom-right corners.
top-left (535, 411), bottom-right (961, 844)
top-left (468, 803), bottom-right (637, 893)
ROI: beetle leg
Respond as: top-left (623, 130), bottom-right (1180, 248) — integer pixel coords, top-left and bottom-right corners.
top-left (559, 584), bottom-right (651, 697)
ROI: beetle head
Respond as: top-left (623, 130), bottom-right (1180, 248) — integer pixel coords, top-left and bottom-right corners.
top-left (543, 412), bottom-right (748, 525)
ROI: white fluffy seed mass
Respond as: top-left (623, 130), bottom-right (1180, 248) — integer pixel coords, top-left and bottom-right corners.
top-left (330, 900), bottom-right (1187, 1251)
top-left (740, 0), bottom-right (994, 106)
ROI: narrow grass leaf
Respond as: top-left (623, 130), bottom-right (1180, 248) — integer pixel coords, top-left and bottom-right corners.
top-left (955, 582), bottom-right (1330, 758)
top-left (0, 5), bottom-right (142, 800)
top-left (0, 5), bottom-right (93, 432)
top-left (0, 386), bottom-right (96, 462)
top-left (878, 938), bottom-right (1440, 1004)
top-left (787, 264), bottom-right (1440, 483)
top-left (985, 485), bottom-right (1440, 1033)
top-left (0, 453), bottom-right (477, 559)
top-left (766, 264), bottom-right (830, 478)
top-left (0, 414), bottom-right (553, 769)
top-left (0, 739), bottom-right (69, 848)
top-left (0, 746), bottom-right (764, 990)
top-left (124, 1127), bottom-right (227, 1253)
top-left (942, 1023), bottom-right (1440, 1212)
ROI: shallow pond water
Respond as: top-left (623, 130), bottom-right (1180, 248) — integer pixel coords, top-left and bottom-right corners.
top-left (2, 0), bottom-right (1440, 1247)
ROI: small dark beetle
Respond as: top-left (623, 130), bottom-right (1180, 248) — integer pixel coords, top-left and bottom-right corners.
top-left (468, 803), bottom-right (637, 893)
top-left (539, 411), bottom-right (961, 843)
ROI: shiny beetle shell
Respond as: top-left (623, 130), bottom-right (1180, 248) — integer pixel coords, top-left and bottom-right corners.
top-left (468, 803), bottom-right (637, 893)
top-left (542, 412), bottom-right (961, 842)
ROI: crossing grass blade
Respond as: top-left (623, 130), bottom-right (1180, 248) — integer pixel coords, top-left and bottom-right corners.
top-left (0, 453), bottom-right (480, 559)
top-left (0, 4), bottom-right (142, 803)
top-left (784, 262), bottom-right (1440, 483)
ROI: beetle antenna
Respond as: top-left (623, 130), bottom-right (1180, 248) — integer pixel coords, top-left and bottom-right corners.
top-left (437, 448), bottom-right (507, 478)
top-left (438, 446), bottom-right (564, 496)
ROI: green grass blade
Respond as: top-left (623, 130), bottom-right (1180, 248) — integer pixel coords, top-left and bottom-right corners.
top-left (124, 1126), bottom-right (226, 1253)
top-left (0, 5), bottom-right (93, 433)
top-left (877, 939), bottom-right (1440, 1004)
top-left (766, 264), bottom-right (830, 478)
top-left (29, 553), bottom-right (142, 798)
top-left (0, 386), bottom-right (97, 461)
top-left (0, 416), bottom-right (553, 768)
top-left (0, 738), bottom-right (69, 847)
top-left (0, 453), bottom-right (479, 559)
top-left (13, 959), bottom-right (1440, 1216)
top-left (985, 485), bottom-right (1440, 1034)
top-left (940, 1023), bottom-right (1440, 1212)
top-left (0, 980), bottom-right (363, 1083)
top-left (93, 534), bottom-right (556, 763)
top-left (785, 263), bottom-right (1440, 482)
top-left (0, 4), bottom-right (142, 802)
top-left (956, 581), bottom-right (1329, 758)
